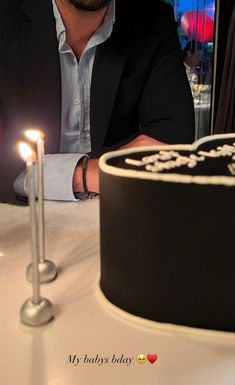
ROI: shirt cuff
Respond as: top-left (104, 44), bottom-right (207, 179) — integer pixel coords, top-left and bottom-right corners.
top-left (14, 153), bottom-right (85, 201)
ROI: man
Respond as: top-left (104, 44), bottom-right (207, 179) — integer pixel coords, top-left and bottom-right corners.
top-left (183, 41), bottom-right (203, 73)
top-left (183, 40), bottom-right (211, 85)
top-left (0, 0), bottom-right (195, 201)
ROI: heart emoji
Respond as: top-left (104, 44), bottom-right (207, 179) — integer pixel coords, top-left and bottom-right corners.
top-left (147, 354), bottom-right (158, 364)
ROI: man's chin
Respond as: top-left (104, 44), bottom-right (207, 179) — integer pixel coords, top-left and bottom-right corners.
top-left (68, 0), bottom-right (111, 12)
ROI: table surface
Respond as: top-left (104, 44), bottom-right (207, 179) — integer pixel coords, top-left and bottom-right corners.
top-left (0, 199), bottom-right (234, 385)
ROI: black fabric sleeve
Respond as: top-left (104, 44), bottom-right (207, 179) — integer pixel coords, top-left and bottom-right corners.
top-left (138, 5), bottom-right (195, 144)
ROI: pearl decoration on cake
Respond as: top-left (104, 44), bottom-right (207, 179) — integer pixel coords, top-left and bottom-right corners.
top-left (125, 143), bottom-right (235, 174)
top-left (198, 143), bottom-right (235, 158)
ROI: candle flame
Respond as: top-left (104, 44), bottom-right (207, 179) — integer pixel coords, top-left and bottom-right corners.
top-left (18, 142), bottom-right (36, 162)
top-left (24, 129), bottom-right (44, 142)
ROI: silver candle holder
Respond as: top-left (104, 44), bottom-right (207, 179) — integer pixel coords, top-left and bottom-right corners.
top-left (18, 143), bottom-right (54, 326)
top-left (24, 130), bottom-right (57, 283)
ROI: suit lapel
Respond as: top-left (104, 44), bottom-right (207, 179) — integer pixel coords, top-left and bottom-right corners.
top-left (90, 1), bottom-right (129, 153)
top-left (90, 40), bottom-right (127, 153)
top-left (17, 0), bottom-right (61, 153)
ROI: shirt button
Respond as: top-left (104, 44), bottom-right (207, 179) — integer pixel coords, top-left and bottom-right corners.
top-left (74, 99), bottom-right (80, 105)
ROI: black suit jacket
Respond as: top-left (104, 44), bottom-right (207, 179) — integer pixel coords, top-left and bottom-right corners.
top-left (0, 0), bottom-right (194, 157)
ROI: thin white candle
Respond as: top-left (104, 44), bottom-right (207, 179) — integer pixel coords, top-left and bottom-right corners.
top-left (24, 129), bottom-right (45, 263)
top-left (27, 158), bottom-right (41, 304)
top-left (37, 137), bottom-right (45, 263)
top-left (24, 129), bottom-right (57, 284)
top-left (18, 142), bottom-right (41, 304)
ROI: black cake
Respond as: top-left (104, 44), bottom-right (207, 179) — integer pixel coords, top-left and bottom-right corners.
top-left (99, 134), bottom-right (235, 332)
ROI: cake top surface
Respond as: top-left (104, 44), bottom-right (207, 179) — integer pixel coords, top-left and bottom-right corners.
top-left (99, 134), bottom-right (235, 186)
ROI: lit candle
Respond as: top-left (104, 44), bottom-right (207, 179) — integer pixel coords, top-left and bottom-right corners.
top-left (24, 129), bottom-right (45, 263)
top-left (24, 129), bottom-right (57, 283)
top-left (18, 142), bottom-right (40, 304)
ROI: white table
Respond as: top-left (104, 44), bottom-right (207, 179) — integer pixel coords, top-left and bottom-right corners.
top-left (0, 199), bottom-right (234, 385)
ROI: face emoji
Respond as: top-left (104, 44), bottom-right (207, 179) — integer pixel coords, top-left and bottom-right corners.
top-left (136, 354), bottom-right (147, 364)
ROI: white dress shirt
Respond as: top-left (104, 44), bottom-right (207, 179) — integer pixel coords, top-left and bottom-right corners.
top-left (14, 0), bottom-right (115, 201)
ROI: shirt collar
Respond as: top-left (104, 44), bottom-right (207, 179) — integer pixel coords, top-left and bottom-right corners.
top-left (52, 0), bottom-right (65, 42)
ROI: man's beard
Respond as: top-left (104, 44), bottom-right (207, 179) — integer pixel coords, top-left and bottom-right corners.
top-left (68, 0), bottom-right (111, 12)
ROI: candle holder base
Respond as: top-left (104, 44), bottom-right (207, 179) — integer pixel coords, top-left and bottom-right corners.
top-left (26, 260), bottom-right (57, 283)
top-left (20, 297), bottom-right (54, 326)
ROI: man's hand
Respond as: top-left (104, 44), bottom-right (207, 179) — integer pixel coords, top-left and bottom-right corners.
top-left (73, 158), bottom-right (99, 194)
top-left (120, 134), bottom-right (166, 149)
top-left (72, 135), bottom-right (167, 195)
